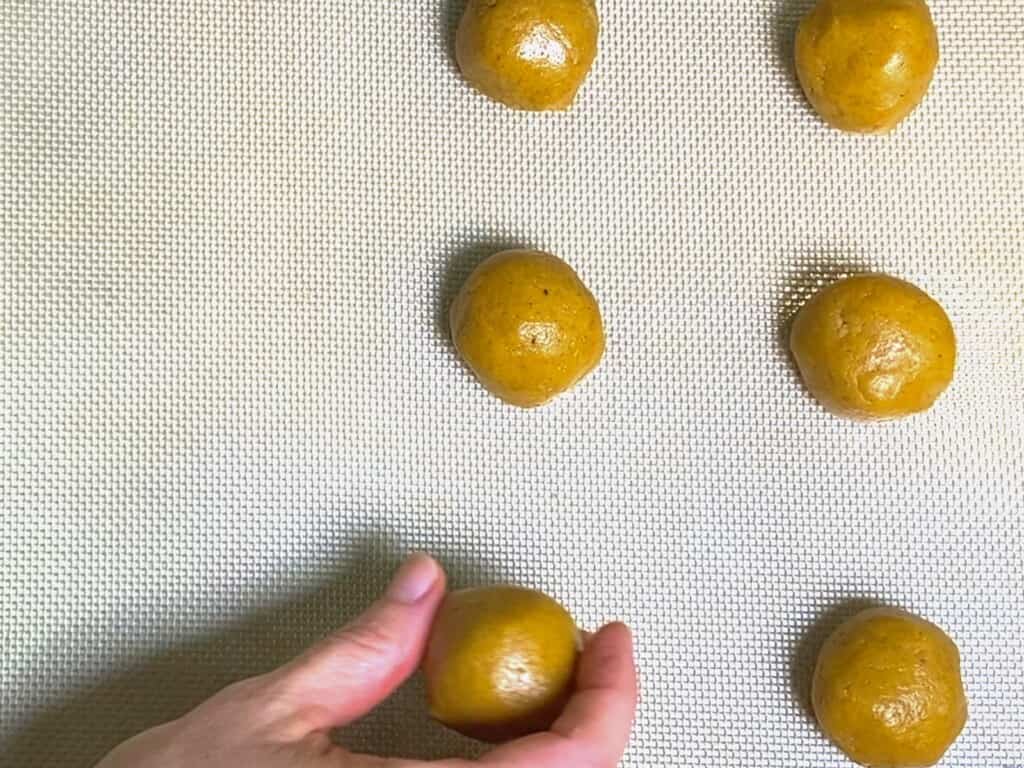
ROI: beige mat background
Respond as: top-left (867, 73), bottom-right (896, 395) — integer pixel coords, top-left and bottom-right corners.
top-left (2, 2), bottom-right (1022, 766)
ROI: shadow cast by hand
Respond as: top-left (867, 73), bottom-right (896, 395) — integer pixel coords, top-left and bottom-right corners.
top-left (4, 534), bottom-right (502, 766)
top-left (341, 545), bottom-right (506, 760)
top-left (789, 598), bottom-right (882, 724)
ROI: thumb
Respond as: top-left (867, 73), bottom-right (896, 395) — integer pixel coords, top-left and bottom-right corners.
top-left (274, 553), bottom-right (446, 730)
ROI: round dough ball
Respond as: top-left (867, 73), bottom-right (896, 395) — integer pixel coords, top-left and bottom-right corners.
top-left (449, 249), bottom-right (604, 408)
top-left (813, 607), bottom-right (968, 767)
top-left (795, 0), bottom-right (939, 133)
top-left (455, 0), bottom-right (599, 111)
top-left (423, 585), bottom-right (580, 742)
top-left (789, 274), bottom-right (955, 420)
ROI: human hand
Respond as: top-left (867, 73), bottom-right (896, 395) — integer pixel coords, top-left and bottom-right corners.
top-left (96, 554), bottom-right (637, 768)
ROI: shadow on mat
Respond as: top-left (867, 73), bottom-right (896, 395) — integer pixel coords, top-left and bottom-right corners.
top-left (770, 0), bottom-right (816, 75)
top-left (788, 597), bottom-right (882, 725)
top-left (5, 534), bottom-right (499, 766)
top-left (769, 0), bottom-right (820, 122)
top-left (439, 0), bottom-right (466, 69)
top-left (434, 237), bottom-right (524, 346)
top-left (772, 257), bottom-right (874, 380)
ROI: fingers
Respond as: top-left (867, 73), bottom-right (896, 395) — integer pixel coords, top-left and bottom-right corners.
top-left (273, 553), bottom-right (446, 731)
top-left (339, 755), bottom-right (474, 768)
top-left (551, 622), bottom-right (637, 751)
top-left (482, 622), bottom-right (637, 768)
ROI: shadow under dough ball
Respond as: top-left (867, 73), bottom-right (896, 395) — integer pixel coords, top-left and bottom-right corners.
top-left (423, 586), bottom-right (581, 742)
top-left (789, 273), bottom-right (956, 421)
top-left (449, 249), bottom-right (605, 408)
top-left (795, 0), bottom-right (939, 133)
top-left (455, 0), bottom-right (600, 111)
top-left (813, 607), bottom-right (968, 767)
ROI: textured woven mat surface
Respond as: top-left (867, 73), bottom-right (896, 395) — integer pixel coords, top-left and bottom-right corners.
top-left (2, 2), bottom-right (1022, 766)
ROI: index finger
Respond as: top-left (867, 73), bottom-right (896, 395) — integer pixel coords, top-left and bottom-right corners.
top-left (481, 622), bottom-right (637, 768)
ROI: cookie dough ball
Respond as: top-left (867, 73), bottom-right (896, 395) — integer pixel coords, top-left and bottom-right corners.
top-left (813, 607), bottom-right (968, 767)
top-left (795, 0), bottom-right (939, 133)
top-left (789, 274), bottom-right (955, 420)
top-left (450, 249), bottom-right (604, 408)
top-left (423, 585), bottom-right (580, 742)
top-left (455, 0), bottom-right (599, 111)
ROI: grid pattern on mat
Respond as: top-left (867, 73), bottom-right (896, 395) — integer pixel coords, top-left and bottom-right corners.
top-left (2, 2), bottom-right (1022, 766)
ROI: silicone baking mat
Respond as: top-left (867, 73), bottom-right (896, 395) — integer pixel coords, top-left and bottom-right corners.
top-left (2, 2), bottom-right (1022, 766)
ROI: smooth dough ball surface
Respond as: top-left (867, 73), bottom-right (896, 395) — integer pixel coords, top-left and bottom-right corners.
top-left (789, 273), bottom-right (955, 420)
top-left (795, 0), bottom-right (939, 133)
top-left (455, 0), bottom-right (599, 111)
top-left (423, 585), bottom-right (580, 742)
top-left (450, 249), bottom-right (604, 408)
top-left (813, 607), bottom-right (968, 767)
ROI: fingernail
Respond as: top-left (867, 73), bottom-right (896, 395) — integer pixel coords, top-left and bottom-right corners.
top-left (387, 553), bottom-right (440, 604)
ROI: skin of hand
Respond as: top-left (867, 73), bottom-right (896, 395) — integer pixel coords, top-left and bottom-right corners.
top-left (95, 554), bottom-right (638, 768)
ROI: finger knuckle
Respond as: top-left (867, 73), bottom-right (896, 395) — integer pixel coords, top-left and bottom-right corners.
top-left (336, 618), bottom-right (398, 659)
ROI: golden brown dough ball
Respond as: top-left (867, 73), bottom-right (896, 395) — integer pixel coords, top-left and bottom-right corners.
top-left (789, 274), bottom-right (955, 420)
top-left (450, 249), bottom-right (604, 408)
top-left (423, 585), bottom-right (580, 742)
top-left (813, 607), bottom-right (968, 767)
top-left (795, 0), bottom-right (939, 133)
top-left (455, 0), bottom-right (599, 111)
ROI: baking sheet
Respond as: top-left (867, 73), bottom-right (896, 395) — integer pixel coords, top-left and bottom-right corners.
top-left (2, 2), bottom-right (1022, 766)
